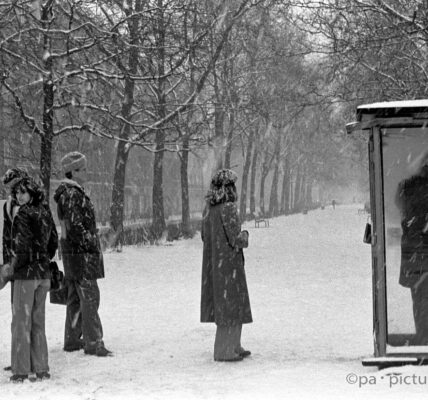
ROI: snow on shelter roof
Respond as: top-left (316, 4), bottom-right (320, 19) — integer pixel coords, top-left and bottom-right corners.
top-left (356, 99), bottom-right (428, 121)
top-left (357, 99), bottom-right (428, 111)
top-left (346, 99), bottom-right (428, 133)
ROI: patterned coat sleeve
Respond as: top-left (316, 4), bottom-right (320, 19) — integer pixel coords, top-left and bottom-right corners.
top-left (60, 188), bottom-right (96, 251)
top-left (11, 208), bottom-right (32, 270)
top-left (221, 202), bottom-right (249, 249)
top-left (2, 202), bottom-right (11, 264)
top-left (46, 206), bottom-right (58, 259)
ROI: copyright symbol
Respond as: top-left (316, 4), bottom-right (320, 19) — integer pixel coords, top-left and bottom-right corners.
top-left (346, 373), bottom-right (358, 384)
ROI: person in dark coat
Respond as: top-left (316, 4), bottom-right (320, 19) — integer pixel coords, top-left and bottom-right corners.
top-left (396, 150), bottom-right (428, 345)
top-left (53, 151), bottom-right (111, 357)
top-left (0, 168), bottom-right (29, 373)
top-left (201, 169), bottom-right (252, 362)
top-left (6, 177), bottom-right (58, 382)
top-left (1, 168), bottom-right (29, 296)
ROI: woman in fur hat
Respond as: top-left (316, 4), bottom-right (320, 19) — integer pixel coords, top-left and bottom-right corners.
top-left (200, 169), bottom-right (252, 362)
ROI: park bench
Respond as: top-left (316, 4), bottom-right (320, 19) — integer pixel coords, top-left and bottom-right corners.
top-left (254, 213), bottom-right (269, 228)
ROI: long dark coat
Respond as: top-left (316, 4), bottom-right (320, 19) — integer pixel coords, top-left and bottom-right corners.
top-left (10, 202), bottom-right (58, 280)
top-left (54, 179), bottom-right (104, 281)
top-left (396, 175), bottom-right (428, 287)
top-left (200, 201), bottom-right (252, 327)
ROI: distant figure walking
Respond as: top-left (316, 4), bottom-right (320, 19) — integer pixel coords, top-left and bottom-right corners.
top-left (201, 169), bottom-right (252, 362)
top-left (332, 199), bottom-right (336, 209)
top-left (54, 151), bottom-right (111, 357)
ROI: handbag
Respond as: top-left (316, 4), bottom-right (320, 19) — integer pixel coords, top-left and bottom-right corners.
top-left (49, 261), bottom-right (63, 291)
top-left (49, 261), bottom-right (67, 305)
top-left (363, 222), bottom-right (372, 244)
top-left (49, 285), bottom-right (68, 305)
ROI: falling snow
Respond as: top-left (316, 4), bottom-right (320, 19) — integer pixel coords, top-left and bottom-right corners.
top-left (1, 204), bottom-right (427, 399)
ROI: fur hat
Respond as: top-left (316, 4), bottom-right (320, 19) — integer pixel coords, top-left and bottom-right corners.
top-left (206, 169), bottom-right (238, 205)
top-left (211, 169), bottom-right (238, 188)
top-left (61, 151), bottom-right (87, 174)
top-left (1, 168), bottom-right (29, 187)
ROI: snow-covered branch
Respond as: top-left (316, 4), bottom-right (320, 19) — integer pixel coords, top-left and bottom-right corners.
top-left (1, 75), bottom-right (42, 136)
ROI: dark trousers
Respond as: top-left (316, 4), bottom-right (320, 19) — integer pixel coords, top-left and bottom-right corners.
top-left (12, 279), bottom-right (50, 375)
top-left (214, 324), bottom-right (242, 360)
top-left (411, 275), bottom-right (428, 345)
top-left (64, 279), bottom-right (104, 351)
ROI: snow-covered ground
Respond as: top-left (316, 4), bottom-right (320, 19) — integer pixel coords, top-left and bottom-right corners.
top-left (1, 204), bottom-right (428, 399)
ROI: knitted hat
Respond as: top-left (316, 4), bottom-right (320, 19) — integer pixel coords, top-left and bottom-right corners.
top-left (1, 168), bottom-right (29, 187)
top-left (61, 151), bottom-right (87, 174)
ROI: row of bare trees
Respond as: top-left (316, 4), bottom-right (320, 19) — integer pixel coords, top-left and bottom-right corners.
top-left (3, 0), bottom-right (420, 241)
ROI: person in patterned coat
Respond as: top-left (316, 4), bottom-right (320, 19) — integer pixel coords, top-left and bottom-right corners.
top-left (200, 169), bottom-right (252, 362)
top-left (53, 151), bottom-right (111, 357)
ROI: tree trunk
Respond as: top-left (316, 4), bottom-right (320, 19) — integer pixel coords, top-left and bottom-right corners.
top-left (294, 166), bottom-right (301, 212)
top-left (268, 161), bottom-right (279, 217)
top-left (300, 173), bottom-right (307, 209)
top-left (268, 135), bottom-right (281, 217)
top-left (306, 178), bottom-right (313, 207)
top-left (249, 139), bottom-right (259, 215)
top-left (151, 0), bottom-right (167, 239)
top-left (212, 54), bottom-right (225, 171)
top-left (152, 144), bottom-right (166, 238)
top-left (239, 127), bottom-right (255, 222)
top-left (40, 1), bottom-right (54, 196)
top-left (259, 167), bottom-right (269, 216)
top-left (224, 111), bottom-right (235, 169)
top-left (110, 0), bottom-right (141, 247)
top-left (280, 158), bottom-right (290, 214)
top-left (179, 7), bottom-right (196, 239)
top-left (180, 136), bottom-right (192, 237)
top-left (111, 143), bottom-right (130, 234)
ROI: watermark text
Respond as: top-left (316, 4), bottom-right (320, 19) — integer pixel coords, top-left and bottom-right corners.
top-left (346, 373), bottom-right (427, 388)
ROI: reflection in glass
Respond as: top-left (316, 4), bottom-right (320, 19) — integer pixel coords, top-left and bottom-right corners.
top-left (383, 127), bottom-right (428, 347)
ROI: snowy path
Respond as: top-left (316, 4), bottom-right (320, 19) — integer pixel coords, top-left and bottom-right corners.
top-left (1, 205), bottom-right (427, 399)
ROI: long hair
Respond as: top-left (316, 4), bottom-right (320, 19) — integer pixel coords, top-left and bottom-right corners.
top-left (12, 177), bottom-right (45, 206)
top-left (206, 183), bottom-right (238, 206)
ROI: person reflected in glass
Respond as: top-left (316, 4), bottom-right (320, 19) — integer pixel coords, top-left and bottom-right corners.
top-left (396, 151), bottom-right (428, 345)
top-left (200, 169), bottom-right (252, 361)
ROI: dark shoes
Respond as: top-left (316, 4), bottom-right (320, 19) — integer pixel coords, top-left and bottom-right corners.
top-left (214, 346), bottom-right (251, 362)
top-left (236, 346), bottom-right (251, 358)
top-left (84, 346), bottom-right (113, 357)
top-left (36, 372), bottom-right (51, 380)
top-left (64, 341), bottom-right (84, 352)
top-left (4, 365), bottom-right (11, 371)
top-left (10, 374), bottom-right (28, 383)
top-left (239, 349), bottom-right (251, 358)
top-left (214, 354), bottom-right (244, 362)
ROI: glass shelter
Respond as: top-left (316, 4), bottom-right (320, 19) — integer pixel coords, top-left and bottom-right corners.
top-left (348, 100), bottom-right (428, 368)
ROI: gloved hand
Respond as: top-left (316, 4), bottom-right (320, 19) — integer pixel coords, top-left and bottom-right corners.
top-left (0, 263), bottom-right (13, 290)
